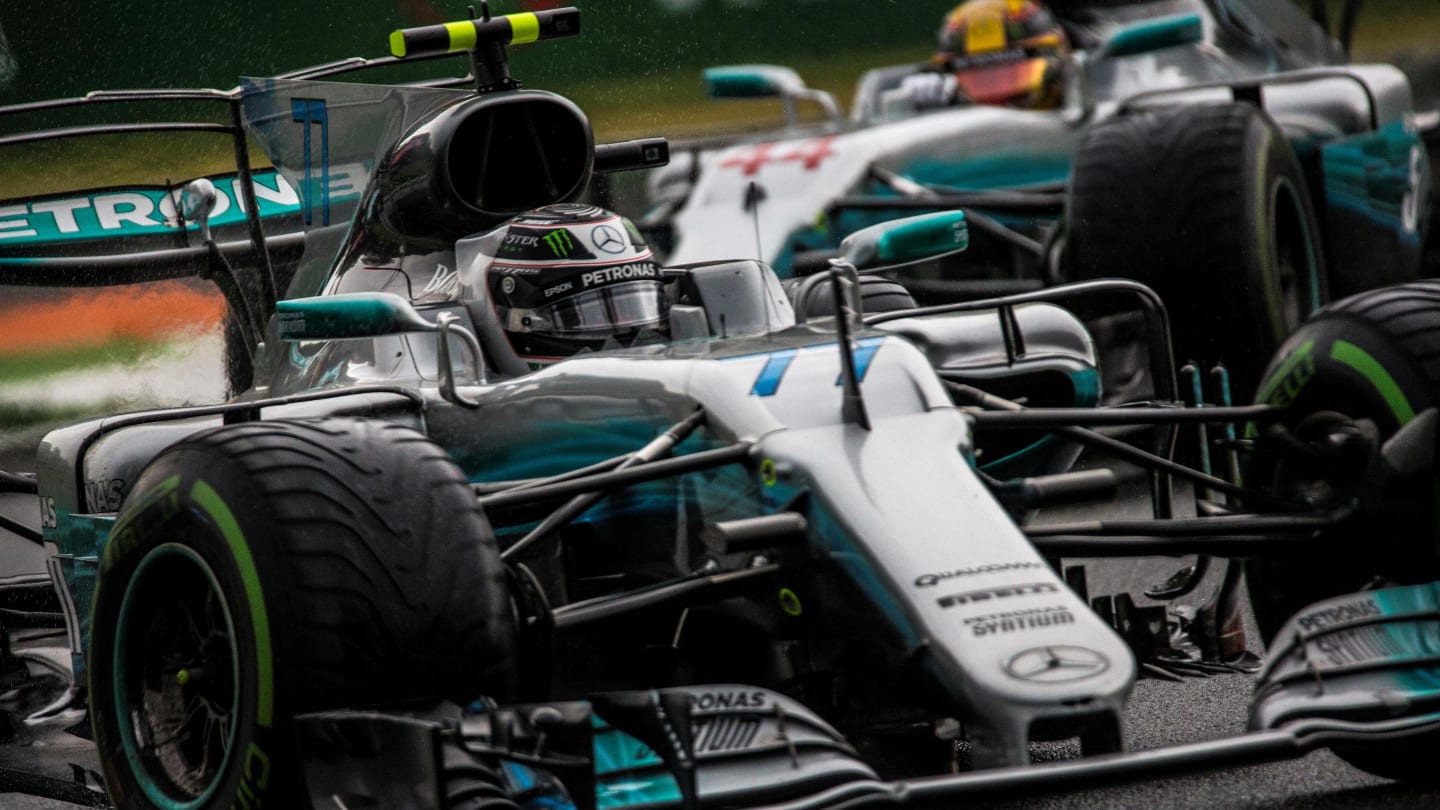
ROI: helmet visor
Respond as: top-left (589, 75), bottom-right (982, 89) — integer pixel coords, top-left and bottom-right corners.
top-left (953, 56), bottom-right (1051, 106)
top-left (505, 280), bottom-right (669, 337)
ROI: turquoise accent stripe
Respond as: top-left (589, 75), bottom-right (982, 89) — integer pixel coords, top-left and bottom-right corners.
top-left (806, 497), bottom-right (922, 647)
top-left (979, 366), bottom-right (1101, 476)
top-left (592, 716), bottom-right (681, 808)
top-left (752, 349), bottom-right (798, 396)
top-left (0, 170), bottom-right (310, 247)
top-left (1371, 585), bottom-right (1440, 693)
top-left (1320, 119), bottom-right (1428, 244)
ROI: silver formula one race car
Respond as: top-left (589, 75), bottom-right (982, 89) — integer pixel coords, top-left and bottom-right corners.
top-left (1, 7), bottom-right (1440, 809)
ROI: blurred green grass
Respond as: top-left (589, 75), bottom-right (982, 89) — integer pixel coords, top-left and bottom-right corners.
top-left (0, 336), bottom-right (163, 383)
top-left (0, 42), bottom-right (917, 197)
top-left (566, 44), bottom-right (923, 140)
top-left (1, 132), bottom-right (250, 200)
top-left (6, 6), bottom-right (1436, 194)
top-left (1349, 0), bottom-right (1440, 59)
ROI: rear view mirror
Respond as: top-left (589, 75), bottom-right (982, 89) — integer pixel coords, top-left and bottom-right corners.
top-left (703, 64), bottom-right (840, 126)
top-left (1101, 13), bottom-right (1203, 58)
top-left (276, 292), bottom-right (487, 402)
top-left (839, 211), bottom-right (969, 271)
top-left (276, 293), bottom-right (436, 341)
top-left (180, 178), bottom-right (218, 241)
top-left (704, 64), bottom-right (806, 98)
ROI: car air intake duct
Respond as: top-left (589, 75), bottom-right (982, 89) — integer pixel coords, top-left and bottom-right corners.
top-left (334, 90), bottom-right (594, 271)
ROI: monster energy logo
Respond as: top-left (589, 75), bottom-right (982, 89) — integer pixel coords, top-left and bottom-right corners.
top-left (543, 229), bottom-right (575, 257)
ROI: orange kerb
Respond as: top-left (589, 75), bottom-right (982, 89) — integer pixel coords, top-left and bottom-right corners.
top-left (0, 283), bottom-right (225, 356)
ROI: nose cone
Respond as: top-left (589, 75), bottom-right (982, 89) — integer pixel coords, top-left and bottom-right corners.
top-left (757, 407), bottom-right (1135, 766)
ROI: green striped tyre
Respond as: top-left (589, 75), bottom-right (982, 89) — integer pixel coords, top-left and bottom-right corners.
top-left (87, 419), bottom-right (517, 810)
top-left (1245, 281), bottom-right (1440, 647)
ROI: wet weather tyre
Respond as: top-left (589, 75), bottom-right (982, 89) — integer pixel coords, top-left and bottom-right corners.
top-left (855, 277), bottom-right (919, 314)
top-left (88, 418), bottom-right (517, 810)
top-left (1243, 282), bottom-right (1440, 782)
top-left (1245, 281), bottom-right (1440, 645)
top-left (1068, 103), bottom-right (1327, 401)
top-left (786, 276), bottom-right (917, 318)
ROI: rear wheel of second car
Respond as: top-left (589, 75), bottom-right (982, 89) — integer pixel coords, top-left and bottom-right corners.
top-left (1067, 102), bottom-right (1327, 402)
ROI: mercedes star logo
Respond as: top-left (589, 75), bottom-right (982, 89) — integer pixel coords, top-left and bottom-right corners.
top-left (591, 224), bottom-right (626, 254)
top-left (1004, 645), bottom-right (1109, 683)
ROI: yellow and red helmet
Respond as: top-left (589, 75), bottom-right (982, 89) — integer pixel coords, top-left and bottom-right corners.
top-left (934, 0), bottom-right (1070, 109)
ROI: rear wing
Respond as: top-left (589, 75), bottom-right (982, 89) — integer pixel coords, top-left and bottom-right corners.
top-left (0, 50), bottom-right (480, 397)
top-left (0, 8), bottom-right (664, 296)
top-left (0, 43), bottom-right (484, 291)
top-left (0, 87), bottom-right (281, 291)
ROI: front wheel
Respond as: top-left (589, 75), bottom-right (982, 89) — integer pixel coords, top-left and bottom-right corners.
top-left (1245, 281), bottom-right (1440, 643)
top-left (1243, 281), bottom-right (1440, 783)
top-left (89, 419), bottom-right (516, 809)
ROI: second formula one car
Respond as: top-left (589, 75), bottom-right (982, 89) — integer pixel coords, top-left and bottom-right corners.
top-left (641, 0), bottom-right (1437, 399)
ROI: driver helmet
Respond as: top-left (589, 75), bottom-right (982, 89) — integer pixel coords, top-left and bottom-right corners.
top-left (934, 0), bottom-right (1070, 110)
top-left (482, 204), bottom-right (668, 365)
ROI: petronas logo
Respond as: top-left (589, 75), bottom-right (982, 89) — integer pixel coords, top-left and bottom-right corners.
top-left (543, 229), bottom-right (575, 257)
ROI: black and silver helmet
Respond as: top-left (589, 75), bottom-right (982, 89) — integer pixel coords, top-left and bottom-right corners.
top-left (481, 204), bottom-right (667, 363)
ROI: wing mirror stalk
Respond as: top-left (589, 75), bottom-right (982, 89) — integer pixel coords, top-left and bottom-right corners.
top-left (181, 178), bottom-right (261, 379)
top-left (435, 312), bottom-right (487, 407)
